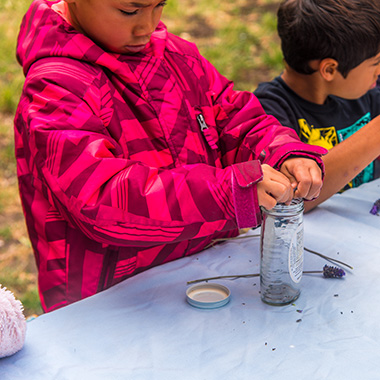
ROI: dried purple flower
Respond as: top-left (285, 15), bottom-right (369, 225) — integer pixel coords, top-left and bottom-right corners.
top-left (370, 199), bottom-right (380, 215)
top-left (323, 265), bottom-right (345, 278)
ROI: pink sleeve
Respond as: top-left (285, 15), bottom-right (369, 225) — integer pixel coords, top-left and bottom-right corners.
top-left (200, 56), bottom-right (327, 172)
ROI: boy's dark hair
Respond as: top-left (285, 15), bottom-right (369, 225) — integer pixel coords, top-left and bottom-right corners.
top-left (277, 0), bottom-right (380, 77)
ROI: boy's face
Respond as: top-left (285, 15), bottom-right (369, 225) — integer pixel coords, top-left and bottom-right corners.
top-left (65, 0), bottom-right (166, 54)
top-left (332, 53), bottom-right (380, 99)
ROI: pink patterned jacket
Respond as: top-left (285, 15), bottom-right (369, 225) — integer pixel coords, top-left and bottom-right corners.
top-left (15, 0), bottom-right (326, 312)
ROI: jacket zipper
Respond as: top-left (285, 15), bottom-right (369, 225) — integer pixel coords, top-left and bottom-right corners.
top-left (196, 113), bottom-right (208, 131)
top-left (196, 112), bottom-right (219, 151)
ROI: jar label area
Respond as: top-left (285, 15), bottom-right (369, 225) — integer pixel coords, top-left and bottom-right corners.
top-left (288, 225), bottom-right (304, 283)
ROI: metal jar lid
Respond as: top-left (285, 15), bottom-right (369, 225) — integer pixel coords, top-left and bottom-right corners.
top-left (186, 283), bottom-right (231, 309)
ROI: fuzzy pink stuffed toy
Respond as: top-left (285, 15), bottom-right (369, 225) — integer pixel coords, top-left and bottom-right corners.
top-left (0, 285), bottom-right (27, 358)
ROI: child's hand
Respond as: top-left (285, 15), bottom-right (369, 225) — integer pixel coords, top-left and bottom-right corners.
top-left (257, 164), bottom-right (294, 210)
top-left (279, 157), bottom-right (323, 200)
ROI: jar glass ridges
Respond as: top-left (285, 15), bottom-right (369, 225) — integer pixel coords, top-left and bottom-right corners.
top-left (260, 198), bottom-right (304, 306)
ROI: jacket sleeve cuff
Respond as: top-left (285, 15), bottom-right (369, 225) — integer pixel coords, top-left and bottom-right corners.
top-left (271, 146), bottom-right (327, 179)
top-left (231, 161), bottom-right (263, 229)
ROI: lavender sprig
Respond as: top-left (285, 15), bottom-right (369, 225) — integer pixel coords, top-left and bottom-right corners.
top-left (322, 265), bottom-right (345, 278)
top-left (370, 199), bottom-right (380, 215)
top-left (187, 265), bottom-right (345, 285)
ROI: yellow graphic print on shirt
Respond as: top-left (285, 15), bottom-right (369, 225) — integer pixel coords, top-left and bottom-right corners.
top-left (298, 119), bottom-right (338, 149)
top-left (298, 113), bottom-right (373, 188)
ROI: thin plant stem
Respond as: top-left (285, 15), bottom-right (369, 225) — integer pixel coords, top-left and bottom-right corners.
top-left (187, 270), bottom-right (325, 285)
top-left (204, 234), bottom-right (353, 270)
top-left (304, 247), bottom-right (353, 270)
top-left (204, 233), bottom-right (260, 249)
top-left (187, 273), bottom-right (259, 285)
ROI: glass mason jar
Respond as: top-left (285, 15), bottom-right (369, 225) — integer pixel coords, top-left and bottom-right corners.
top-left (260, 198), bottom-right (304, 306)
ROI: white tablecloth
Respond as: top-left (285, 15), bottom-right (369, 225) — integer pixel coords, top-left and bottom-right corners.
top-left (2, 179), bottom-right (380, 380)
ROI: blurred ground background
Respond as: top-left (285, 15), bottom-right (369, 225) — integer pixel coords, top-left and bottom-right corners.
top-left (0, 0), bottom-right (282, 317)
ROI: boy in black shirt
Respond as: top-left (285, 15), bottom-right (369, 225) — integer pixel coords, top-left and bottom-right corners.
top-left (254, 0), bottom-right (380, 211)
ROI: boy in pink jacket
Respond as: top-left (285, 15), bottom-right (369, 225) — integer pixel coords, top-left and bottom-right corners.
top-left (15, 0), bottom-right (326, 312)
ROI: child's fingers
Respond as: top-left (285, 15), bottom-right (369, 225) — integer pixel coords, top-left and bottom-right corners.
top-left (258, 192), bottom-right (278, 210)
top-left (293, 165), bottom-right (322, 199)
top-left (258, 185), bottom-right (293, 209)
top-left (258, 165), bottom-right (293, 208)
top-left (280, 158), bottom-right (323, 200)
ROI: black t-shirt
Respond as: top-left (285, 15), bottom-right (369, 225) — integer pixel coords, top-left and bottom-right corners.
top-left (254, 76), bottom-right (380, 188)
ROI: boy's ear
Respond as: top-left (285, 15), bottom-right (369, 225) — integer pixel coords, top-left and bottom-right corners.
top-left (319, 58), bottom-right (339, 81)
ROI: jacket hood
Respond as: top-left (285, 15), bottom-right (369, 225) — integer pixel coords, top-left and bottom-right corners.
top-left (16, 0), bottom-right (168, 76)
